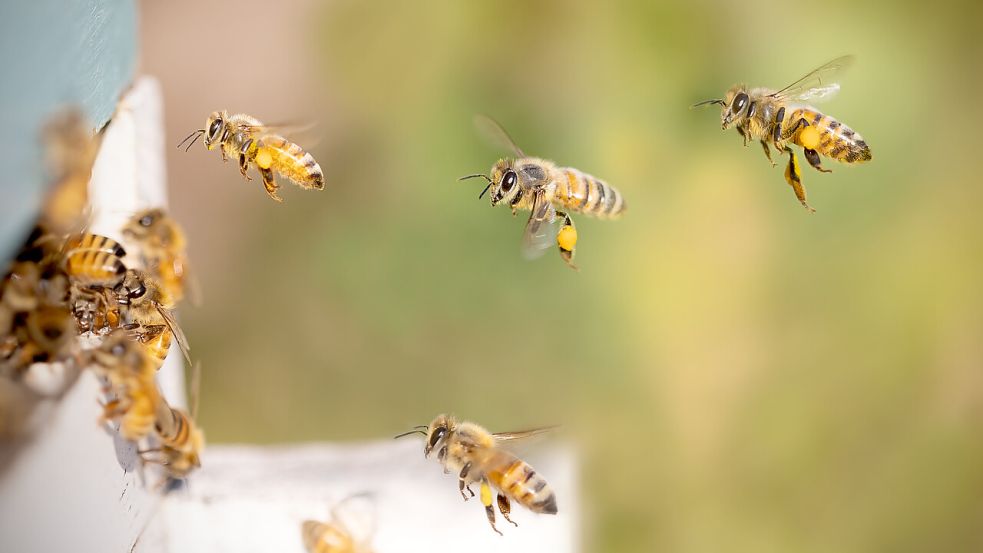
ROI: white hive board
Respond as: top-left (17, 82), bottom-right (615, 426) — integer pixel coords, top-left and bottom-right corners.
top-left (143, 441), bottom-right (579, 553)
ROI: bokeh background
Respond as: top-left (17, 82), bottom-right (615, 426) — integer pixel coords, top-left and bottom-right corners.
top-left (142, 1), bottom-right (983, 551)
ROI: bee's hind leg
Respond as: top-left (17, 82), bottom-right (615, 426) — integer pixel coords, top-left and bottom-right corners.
top-left (480, 479), bottom-right (503, 536)
top-left (497, 494), bottom-right (519, 527)
top-left (804, 148), bottom-right (832, 173)
top-left (783, 147), bottom-right (815, 213)
top-left (259, 167), bottom-right (283, 203)
top-left (555, 211), bottom-right (578, 271)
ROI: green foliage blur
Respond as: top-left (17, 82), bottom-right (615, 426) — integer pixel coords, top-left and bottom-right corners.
top-left (157, 1), bottom-right (983, 551)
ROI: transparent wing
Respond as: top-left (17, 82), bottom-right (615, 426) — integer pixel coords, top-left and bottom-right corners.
top-left (239, 121), bottom-right (317, 136)
top-left (768, 55), bottom-right (854, 102)
top-left (156, 303), bottom-right (192, 366)
top-left (493, 425), bottom-right (559, 443)
top-left (474, 114), bottom-right (525, 157)
top-left (521, 188), bottom-right (557, 260)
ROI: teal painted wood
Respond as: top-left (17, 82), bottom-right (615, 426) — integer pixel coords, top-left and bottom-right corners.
top-left (0, 0), bottom-right (136, 262)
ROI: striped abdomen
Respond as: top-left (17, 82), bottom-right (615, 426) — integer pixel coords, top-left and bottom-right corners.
top-left (257, 135), bottom-right (324, 190)
top-left (155, 404), bottom-right (193, 450)
top-left (300, 520), bottom-right (354, 553)
top-left (139, 329), bottom-right (172, 369)
top-left (486, 452), bottom-right (558, 515)
top-left (65, 249), bottom-right (126, 287)
top-left (789, 108), bottom-right (871, 163)
top-left (66, 234), bottom-right (126, 257)
top-left (554, 167), bottom-right (625, 219)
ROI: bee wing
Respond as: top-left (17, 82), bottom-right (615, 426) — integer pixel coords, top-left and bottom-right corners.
top-left (521, 188), bottom-right (557, 260)
top-left (238, 121), bottom-right (321, 147)
top-left (474, 115), bottom-right (526, 157)
top-left (155, 303), bottom-right (192, 366)
top-left (493, 425), bottom-right (559, 443)
top-left (768, 55), bottom-right (854, 102)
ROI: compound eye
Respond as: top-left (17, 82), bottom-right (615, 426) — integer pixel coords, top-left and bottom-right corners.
top-left (111, 343), bottom-right (126, 356)
top-left (129, 283), bottom-right (147, 299)
top-left (208, 118), bottom-right (223, 141)
top-left (428, 427), bottom-right (446, 450)
top-left (501, 170), bottom-right (517, 193)
top-left (139, 214), bottom-right (154, 227)
top-left (732, 93), bottom-right (749, 114)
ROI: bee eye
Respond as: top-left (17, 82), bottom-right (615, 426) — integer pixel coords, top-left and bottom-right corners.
top-left (208, 119), bottom-right (223, 140)
top-left (429, 427), bottom-right (446, 449)
top-left (129, 284), bottom-right (146, 299)
top-left (501, 171), bottom-right (517, 193)
top-left (111, 344), bottom-right (125, 356)
top-left (139, 215), bottom-right (154, 227)
top-left (732, 93), bottom-right (749, 114)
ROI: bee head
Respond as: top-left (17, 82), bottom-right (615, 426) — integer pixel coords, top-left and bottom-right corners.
top-left (123, 209), bottom-right (163, 241)
top-left (488, 160), bottom-right (521, 208)
top-left (203, 111), bottom-right (228, 151)
top-left (91, 330), bottom-right (142, 371)
top-left (423, 414), bottom-right (455, 458)
top-left (720, 86), bottom-right (750, 130)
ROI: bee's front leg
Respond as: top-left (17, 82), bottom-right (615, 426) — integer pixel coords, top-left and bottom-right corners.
top-left (737, 125), bottom-right (749, 147)
top-left (760, 140), bottom-right (776, 167)
top-left (238, 139), bottom-right (254, 181)
top-left (459, 462), bottom-right (475, 500)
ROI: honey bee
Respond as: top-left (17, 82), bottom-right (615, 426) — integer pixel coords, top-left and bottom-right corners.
top-left (62, 234), bottom-right (128, 332)
top-left (694, 56), bottom-right (872, 212)
top-left (90, 332), bottom-right (161, 442)
top-left (460, 116), bottom-right (625, 270)
top-left (179, 111), bottom-right (324, 202)
top-left (146, 362), bottom-right (204, 479)
top-left (301, 495), bottom-right (376, 553)
top-left (113, 269), bottom-right (191, 368)
top-left (397, 414), bottom-right (558, 535)
top-left (122, 209), bottom-right (192, 304)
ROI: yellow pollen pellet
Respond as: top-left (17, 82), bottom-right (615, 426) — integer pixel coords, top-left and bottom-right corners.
top-left (255, 149), bottom-right (273, 170)
top-left (480, 481), bottom-right (493, 506)
top-left (557, 226), bottom-right (577, 251)
top-left (799, 126), bottom-right (820, 150)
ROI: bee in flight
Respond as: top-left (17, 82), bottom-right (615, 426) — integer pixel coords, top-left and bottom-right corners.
top-left (300, 495), bottom-right (376, 553)
top-left (178, 111), bottom-right (324, 203)
top-left (396, 414), bottom-right (558, 535)
top-left (694, 56), bottom-right (872, 212)
top-left (460, 116), bottom-right (626, 270)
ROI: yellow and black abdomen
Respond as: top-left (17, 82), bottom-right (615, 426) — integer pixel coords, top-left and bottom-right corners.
top-left (256, 135), bottom-right (325, 190)
top-left (487, 453), bottom-right (558, 515)
top-left (790, 108), bottom-right (872, 163)
top-left (64, 249), bottom-right (126, 287)
top-left (553, 167), bottom-right (626, 219)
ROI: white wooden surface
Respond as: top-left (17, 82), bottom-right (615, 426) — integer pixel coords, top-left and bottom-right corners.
top-left (144, 441), bottom-right (579, 553)
top-left (0, 76), bottom-right (185, 553)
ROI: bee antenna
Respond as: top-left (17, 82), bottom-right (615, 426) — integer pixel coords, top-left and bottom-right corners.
top-left (690, 99), bottom-right (726, 110)
top-left (477, 182), bottom-right (492, 200)
top-left (177, 129), bottom-right (205, 151)
top-left (459, 173), bottom-right (492, 183)
top-left (393, 429), bottom-right (427, 440)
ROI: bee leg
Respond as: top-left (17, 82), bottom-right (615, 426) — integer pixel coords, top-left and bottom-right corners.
top-left (555, 211), bottom-right (578, 271)
top-left (803, 148), bottom-right (832, 173)
top-left (497, 494), bottom-right (519, 527)
top-left (480, 479), bottom-right (503, 536)
top-left (259, 167), bottom-right (284, 203)
top-left (459, 462), bottom-right (475, 500)
top-left (760, 140), bottom-right (776, 167)
top-left (783, 147), bottom-right (815, 213)
top-left (736, 125), bottom-right (749, 147)
top-left (238, 153), bottom-right (252, 181)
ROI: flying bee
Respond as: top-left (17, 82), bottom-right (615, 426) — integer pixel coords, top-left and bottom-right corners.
top-left (113, 269), bottom-right (191, 368)
top-left (694, 55), bottom-right (872, 212)
top-left (90, 332), bottom-right (161, 442)
top-left (396, 414), bottom-right (558, 535)
top-left (179, 111), bottom-right (324, 202)
top-left (122, 208), bottom-right (193, 304)
top-left (461, 116), bottom-right (626, 270)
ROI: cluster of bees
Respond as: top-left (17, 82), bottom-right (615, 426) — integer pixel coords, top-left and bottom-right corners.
top-left (0, 111), bottom-right (202, 481)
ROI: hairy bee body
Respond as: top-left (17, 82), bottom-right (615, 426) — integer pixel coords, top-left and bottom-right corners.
top-left (418, 414), bottom-right (558, 535)
top-left (91, 333), bottom-right (161, 442)
top-left (123, 209), bottom-right (190, 303)
top-left (114, 269), bottom-right (190, 369)
top-left (700, 56), bottom-right (872, 211)
top-left (193, 111), bottom-right (324, 202)
top-left (64, 249), bottom-right (127, 288)
top-left (301, 520), bottom-right (357, 553)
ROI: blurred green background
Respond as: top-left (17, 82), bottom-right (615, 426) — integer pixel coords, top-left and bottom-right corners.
top-left (143, 0), bottom-right (983, 551)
